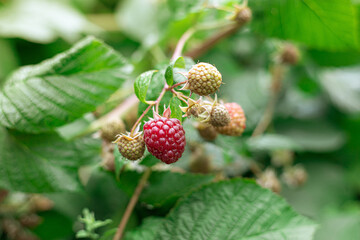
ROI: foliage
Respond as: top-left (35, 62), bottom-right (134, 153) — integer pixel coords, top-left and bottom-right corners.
top-left (76, 208), bottom-right (112, 239)
top-left (0, 0), bottom-right (359, 240)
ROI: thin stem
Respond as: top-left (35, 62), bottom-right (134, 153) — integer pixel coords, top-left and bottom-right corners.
top-left (171, 89), bottom-right (187, 103)
top-left (130, 83), bottom-right (169, 135)
top-left (73, 94), bottom-right (139, 139)
top-left (252, 64), bottom-right (285, 137)
top-left (155, 86), bottom-right (167, 113)
top-left (251, 94), bottom-right (278, 137)
top-left (168, 80), bottom-right (187, 90)
top-left (0, 189), bottom-right (8, 203)
top-left (171, 28), bottom-right (196, 61)
top-left (171, 21), bottom-right (232, 61)
top-left (113, 168), bottom-right (152, 240)
top-left (185, 22), bottom-right (243, 59)
top-left (130, 103), bottom-right (153, 135)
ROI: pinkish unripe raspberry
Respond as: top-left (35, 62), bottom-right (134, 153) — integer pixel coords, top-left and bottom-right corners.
top-left (215, 103), bottom-right (246, 136)
top-left (144, 117), bottom-right (186, 164)
top-left (186, 63), bottom-right (222, 96)
top-left (117, 135), bottom-right (145, 161)
top-left (197, 122), bottom-right (218, 141)
top-left (282, 165), bottom-right (307, 188)
top-left (257, 168), bottom-right (281, 194)
top-left (209, 104), bottom-right (231, 127)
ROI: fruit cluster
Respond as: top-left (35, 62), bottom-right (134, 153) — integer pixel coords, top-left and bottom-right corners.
top-left (113, 62), bottom-right (246, 164)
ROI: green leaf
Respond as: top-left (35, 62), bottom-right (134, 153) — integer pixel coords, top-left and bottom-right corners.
top-left (115, 0), bottom-right (165, 45)
top-left (174, 56), bottom-right (186, 68)
top-left (219, 69), bottom-right (270, 129)
top-left (308, 50), bottom-right (360, 67)
top-left (0, 0), bottom-right (96, 43)
top-left (137, 69), bottom-right (169, 122)
top-left (169, 97), bottom-right (183, 122)
top-left (120, 170), bottom-right (214, 207)
top-left (314, 209), bottom-right (360, 240)
top-left (282, 162), bottom-right (353, 219)
top-left (319, 67), bottom-right (360, 114)
top-left (0, 36), bottom-right (132, 133)
top-left (168, 0), bottom-right (238, 20)
top-left (123, 217), bottom-right (163, 240)
top-left (165, 57), bottom-right (186, 86)
top-left (34, 210), bottom-right (74, 240)
top-left (140, 151), bottom-right (159, 167)
top-left (277, 121), bottom-right (345, 152)
top-left (134, 70), bottom-right (157, 103)
top-left (156, 179), bottom-right (317, 239)
top-left (0, 128), bottom-right (101, 192)
top-left (0, 39), bottom-right (18, 84)
top-left (250, 0), bottom-right (358, 50)
top-left (246, 134), bottom-right (302, 151)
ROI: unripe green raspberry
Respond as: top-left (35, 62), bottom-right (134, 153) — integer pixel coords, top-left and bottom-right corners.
top-left (210, 104), bottom-right (230, 127)
top-left (197, 122), bottom-right (218, 141)
top-left (117, 135), bottom-right (145, 161)
top-left (186, 63), bottom-right (222, 96)
top-left (215, 103), bottom-right (246, 136)
top-left (101, 118), bottom-right (125, 142)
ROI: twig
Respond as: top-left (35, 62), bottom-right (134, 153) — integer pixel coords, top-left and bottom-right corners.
top-left (168, 80), bottom-right (187, 90)
top-left (130, 103), bottom-right (152, 135)
top-left (171, 28), bottom-right (196, 61)
top-left (113, 168), bottom-right (152, 240)
top-left (130, 82), bottom-right (169, 135)
top-left (171, 89), bottom-right (188, 103)
top-left (155, 86), bottom-right (168, 113)
top-left (252, 64), bottom-right (285, 137)
top-left (185, 22), bottom-right (243, 59)
top-left (171, 21), bottom-right (233, 61)
top-left (73, 94), bottom-right (139, 138)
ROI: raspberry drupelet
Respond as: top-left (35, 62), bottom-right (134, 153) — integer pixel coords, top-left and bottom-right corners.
top-left (144, 117), bottom-right (186, 164)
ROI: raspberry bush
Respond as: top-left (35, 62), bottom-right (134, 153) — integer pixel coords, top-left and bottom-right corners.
top-left (0, 0), bottom-right (359, 240)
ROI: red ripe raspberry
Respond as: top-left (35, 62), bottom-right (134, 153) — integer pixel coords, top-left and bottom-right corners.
top-left (144, 117), bottom-right (186, 164)
top-left (215, 103), bottom-right (246, 136)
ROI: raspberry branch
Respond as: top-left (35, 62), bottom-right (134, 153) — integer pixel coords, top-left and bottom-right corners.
top-left (113, 168), bottom-right (152, 240)
top-left (169, 80), bottom-right (187, 89)
top-left (171, 21), bottom-right (233, 61)
top-left (185, 5), bottom-right (252, 59)
top-left (252, 64), bottom-right (285, 137)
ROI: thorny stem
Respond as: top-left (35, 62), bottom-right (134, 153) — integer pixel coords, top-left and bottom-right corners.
top-left (113, 168), bottom-right (152, 240)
